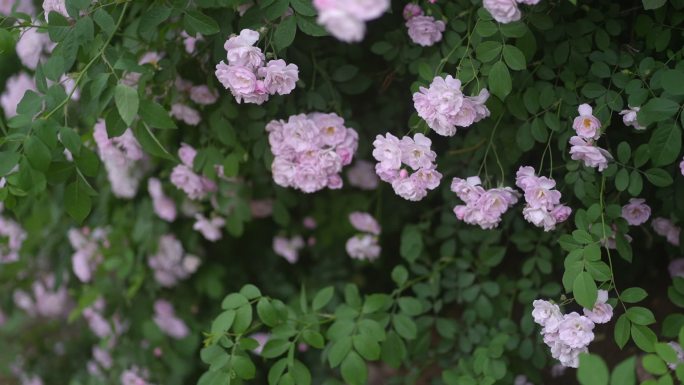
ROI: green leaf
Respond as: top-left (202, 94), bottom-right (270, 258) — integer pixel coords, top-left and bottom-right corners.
top-left (573, 272), bottom-right (598, 309)
top-left (0, 152), bottom-right (20, 176)
top-left (655, 342), bottom-right (679, 363)
top-left (502, 45), bottom-right (526, 70)
top-left (397, 297), bottom-right (423, 316)
top-left (392, 314), bottom-right (417, 340)
top-left (290, 0), bottom-right (316, 16)
top-left (328, 337), bottom-right (352, 367)
top-left (578, 353), bottom-right (609, 385)
top-left (639, 98), bottom-right (679, 125)
top-left (93, 8), bottom-right (115, 35)
top-left (615, 314), bottom-right (631, 349)
top-left (232, 305), bottom-right (252, 333)
top-left (114, 84), bottom-right (139, 126)
top-left (261, 339), bottom-right (290, 358)
top-left (222, 293), bottom-right (248, 309)
top-left (183, 10), bottom-right (220, 35)
top-left (302, 330), bottom-right (324, 349)
top-left (140, 100), bottom-right (177, 129)
top-left (642, 354), bottom-right (668, 375)
top-left (332, 65), bottom-right (359, 82)
top-left (64, 176), bottom-right (92, 223)
top-left (610, 357), bottom-right (636, 385)
top-left (475, 41), bottom-right (502, 63)
top-left (621, 287), bottom-right (647, 303)
top-left (211, 310), bottom-right (236, 336)
top-left (341, 352), bottom-right (367, 385)
top-left (645, 168), bottom-right (673, 187)
top-left (391, 265), bottom-right (408, 286)
top-left (400, 226), bottom-right (422, 262)
top-left (138, 5), bottom-right (171, 36)
top-left (615, 168), bottom-right (629, 191)
top-left (648, 124), bottom-right (681, 166)
top-left (662, 70), bottom-right (684, 96)
top-left (312, 286), bottom-right (334, 311)
top-left (489, 62), bottom-right (512, 100)
top-left (626, 307), bottom-right (656, 325)
top-left (232, 355), bottom-right (256, 379)
top-left (643, 0), bottom-right (667, 9)
top-left (352, 334), bottom-right (381, 360)
top-left (59, 126), bottom-right (81, 156)
top-left (296, 15), bottom-right (327, 37)
top-left (631, 324), bottom-right (657, 352)
top-left (24, 136), bottom-right (51, 172)
top-left (273, 16), bottom-right (297, 51)
top-left (257, 298), bottom-right (279, 327)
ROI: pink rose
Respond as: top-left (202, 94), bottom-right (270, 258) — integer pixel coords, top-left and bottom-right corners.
top-left (572, 104), bottom-right (601, 139)
top-left (621, 198), bottom-right (651, 226)
top-left (406, 15), bottom-right (445, 47)
top-left (483, 0), bottom-right (521, 24)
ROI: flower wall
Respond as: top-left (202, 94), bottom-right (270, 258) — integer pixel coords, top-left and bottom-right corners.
top-left (0, 0), bottom-right (683, 385)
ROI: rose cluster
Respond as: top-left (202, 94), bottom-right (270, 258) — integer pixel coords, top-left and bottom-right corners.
top-left (13, 275), bottom-right (69, 319)
top-left (515, 166), bottom-right (571, 231)
top-left (372, 133), bottom-right (442, 201)
top-left (403, 4), bottom-right (445, 47)
top-left (215, 29), bottom-right (299, 105)
top-left (313, 0), bottom-right (390, 43)
top-left (147, 235), bottom-right (201, 288)
top-left (93, 120), bottom-right (145, 199)
top-left (345, 212), bottom-right (381, 261)
top-left (413, 75), bottom-right (491, 136)
top-left (451, 176), bottom-right (519, 229)
top-left (483, 0), bottom-right (541, 24)
top-left (267, 113), bottom-right (358, 193)
top-left (152, 300), bottom-right (189, 340)
top-left (568, 104), bottom-right (612, 172)
top-left (532, 291), bottom-right (612, 368)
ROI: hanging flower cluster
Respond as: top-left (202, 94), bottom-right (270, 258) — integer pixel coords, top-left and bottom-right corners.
top-left (451, 176), bottom-right (519, 229)
top-left (568, 104), bottom-right (612, 172)
top-left (516, 166), bottom-right (571, 231)
top-left (413, 75), bottom-right (490, 136)
top-left (147, 178), bottom-right (177, 222)
top-left (68, 227), bottom-right (108, 283)
top-left (313, 0), bottom-right (390, 43)
top-left (0, 206), bottom-right (26, 264)
top-left (346, 212), bottom-right (381, 261)
top-left (0, 72), bottom-right (35, 118)
top-left (267, 113), bottom-right (358, 193)
top-left (13, 275), bottom-right (69, 319)
top-left (404, 4), bottom-right (445, 47)
top-left (483, 0), bottom-right (541, 24)
top-left (215, 29), bottom-right (299, 104)
top-left (532, 291), bottom-right (612, 368)
top-left (147, 235), bottom-right (201, 288)
top-left (93, 120), bottom-right (145, 199)
top-left (373, 133), bottom-right (442, 201)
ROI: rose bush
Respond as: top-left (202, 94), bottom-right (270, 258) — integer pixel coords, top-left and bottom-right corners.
top-left (0, 0), bottom-right (683, 385)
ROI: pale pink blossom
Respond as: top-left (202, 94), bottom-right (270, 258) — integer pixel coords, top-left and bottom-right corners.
top-left (224, 29), bottom-right (264, 68)
top-left (148, 235), bottom-right (201, 287)
top-left (558, 312), bottom-right (595, 349)
top-left (400, 133), bottom-right (437, 170)
top-left (346, 160), bottom-right (379, 190)
top-left (0, 0), bottom-right (35, 14)
top-left (120, 367), bottom-right (153, 385)
top-left (583, 290), bottom-right (613, 324)
top-left (0, 214), bottom-right (26, 263)
top-left (181, 31), bottom-right (203, 54)
top-left (189, 85), bottom-right (218, 105)
top-left (193, 214), bottom-right (225, 242)
top-left (273, 235), bottom-right (304, 263)
top-left (43, 0), bottom-right (67, 20)
top-left (1, 72), bottom-right (36, 118)
top-left (148, 178), bottom-right (177, 222)
top-left (170, 165), bottom-right (215, 200)
top-left (568, 136), bottom-right (612, 172)
top-left (68, 227), bottom-right (107, 282)
top-left (652, 217), bottom-right (681, 246)
top-left (483, 0), bottom-right (521, 23)
top-left (621, 198), bottom-right (651, 226)
top-left (16, 27), bottom-right (54, 70)
top-left (403, 3), bottom-right (423, 20)
top-left (171, 103), bottom-right (201, 126)
top-left (619, 106), bottom-right (645, 130)
top-left (346, 234), bottom-right (381, 261)
top-left (349, 212), bottom-right (381, 235)
top-left (153, 300), bottom-right (189, 339)
top-left (572, 104), bottom-right (601, 139)
top-left (451, 177), bottom-right (518, 229)
top-left (250, 333), bottom-right (269, 355)
top-left (258, 59), bottom-right (299, 95)
top-left (93, 120), bottom-right (144, 198)
top-left (406, 15), bottom-right (445, 47)
top-left (680, 157), bottom-right (684, 176)
top-left (313, 0), bottom-right (389, 42)
top-left (13, 275), bottom-right (69, 318)
top-left (669, 259), bottom-right (684, 278)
